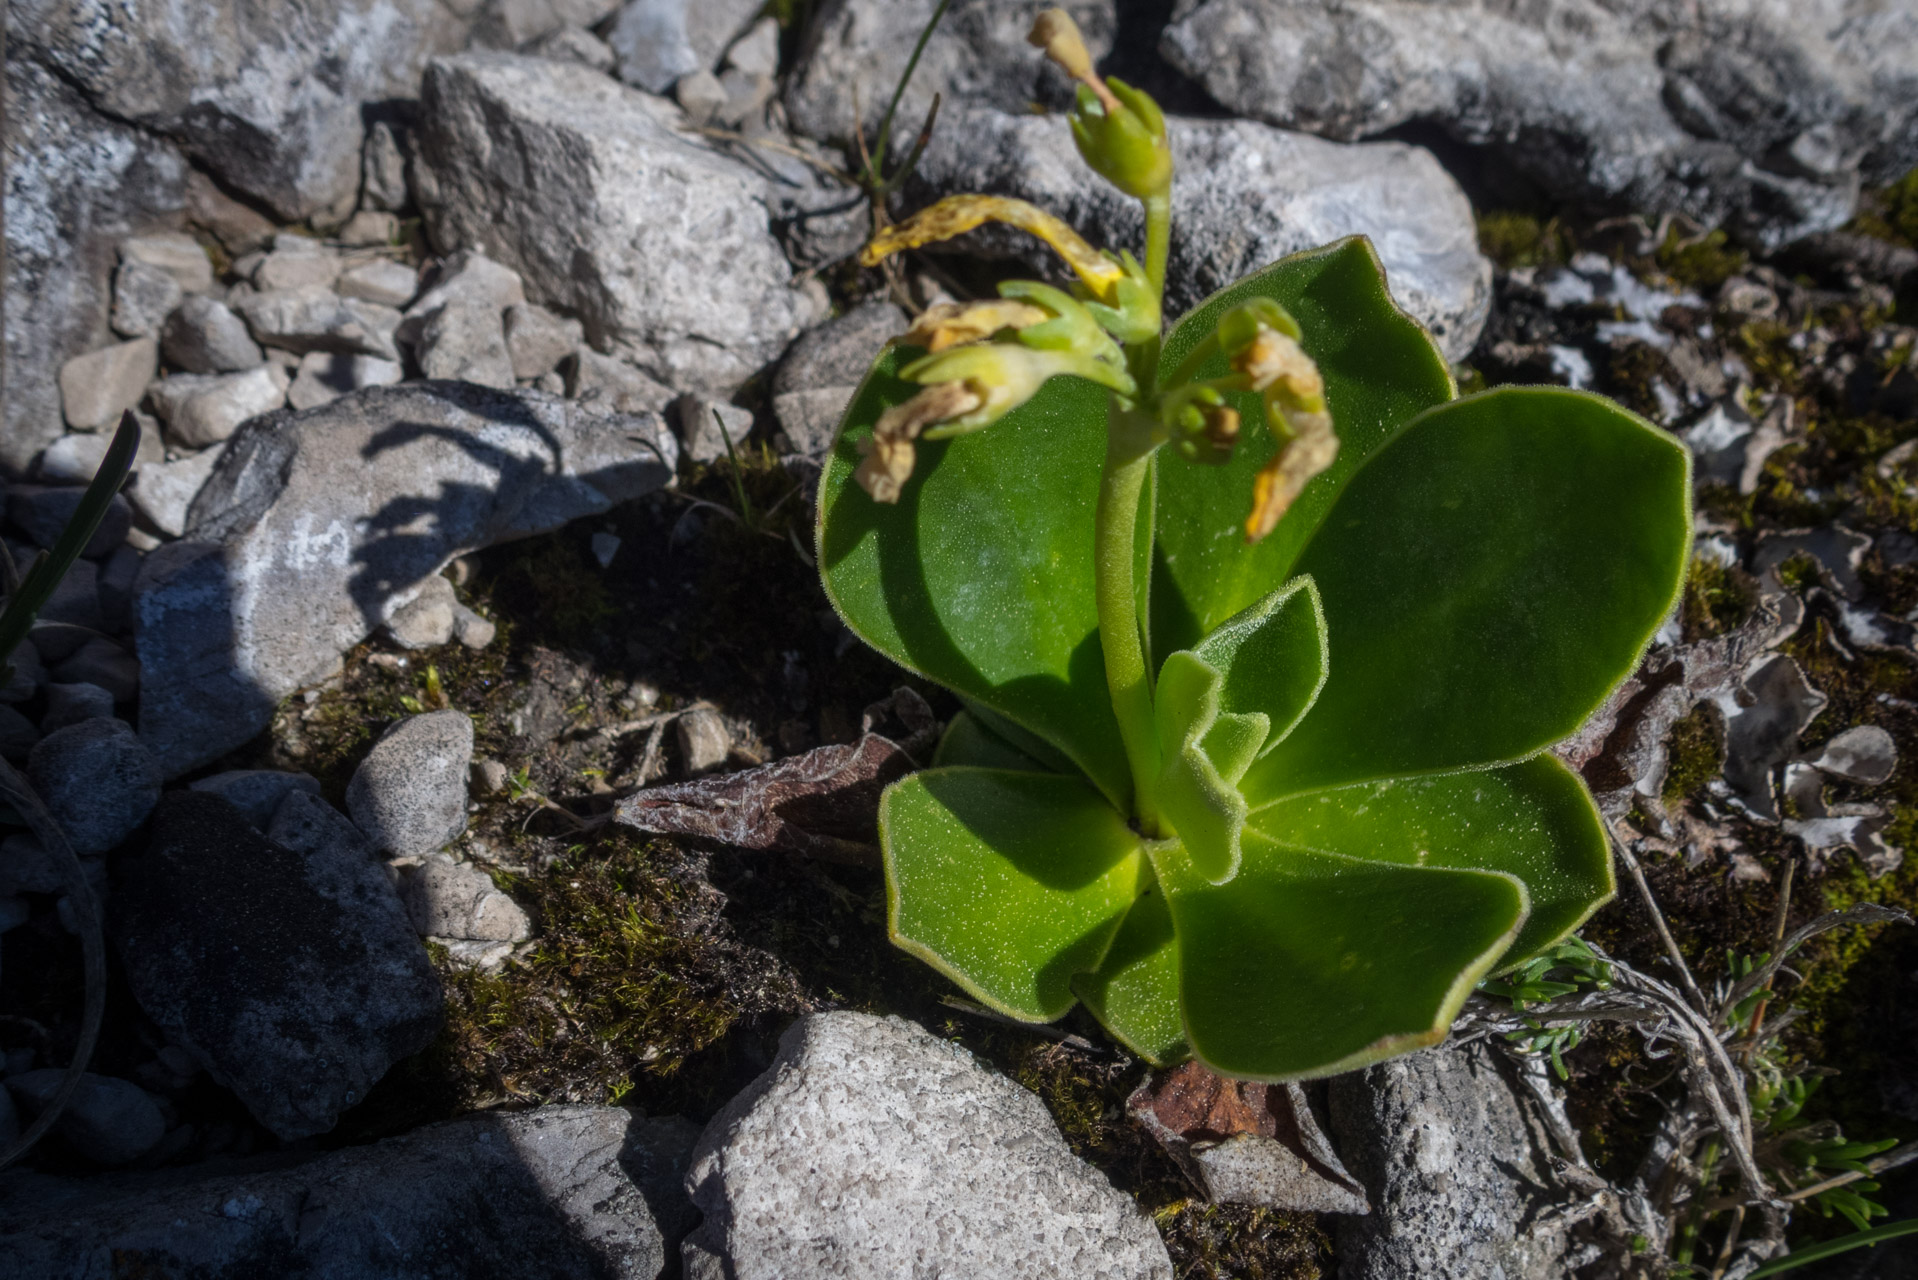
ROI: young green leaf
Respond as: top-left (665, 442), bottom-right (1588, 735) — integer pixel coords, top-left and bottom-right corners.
top-left (1246, 386), bottom-right (1692, 800)
top-left (819, 351), bottom-right (1138, 810)
top-left (1155, 837), bottom-right (1528, 1080)
top-left (880, 767), bottom-right (1147, 1021)
top-left (1151, 238), bottom-right (1455, 658)
top-left (1249, 755), bottom-right (1613, 966)
top-left (1073, 881), bottom-right (1186, 1064)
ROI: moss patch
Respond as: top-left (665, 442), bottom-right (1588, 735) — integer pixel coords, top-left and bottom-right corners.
top-left (1681, 555), bottom-right (1756, 642)
top-left (1662, 703), bottom-right (1726, 807)
top-left (1477, 211), bottom-right (1569, 271)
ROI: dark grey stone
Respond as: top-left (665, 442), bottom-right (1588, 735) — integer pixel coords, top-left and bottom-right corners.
top-left (31, 560), bottom-right (103, 662)
top-left (0, 707), bottom-right (39, 763)
top-left (26, 717), bottom-right (162, 855)
top-left (50, 639), bottom-right (140, 703)
top-left (6, 488), bottom-right (132, 558)
top-left (38, 683), bottom-right (117, 735)
top-left (187, 769), bottom-right (322, 831)
top-left (1327, 1041), bottom-right (1577, 1280)
top-left (4, 1071), bottom-right (166, 1166)
top-left (111, 792), bottom-right (443, 1140)
top-left (0, 1105), bottom-right (699, 1279)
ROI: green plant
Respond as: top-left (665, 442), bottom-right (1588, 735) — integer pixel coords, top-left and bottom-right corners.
top-left (813, 12), bottom-right (1692, 1081)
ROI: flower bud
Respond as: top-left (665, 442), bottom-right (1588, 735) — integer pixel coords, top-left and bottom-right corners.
top-left (1068, 78), bottom-right (1171, 201)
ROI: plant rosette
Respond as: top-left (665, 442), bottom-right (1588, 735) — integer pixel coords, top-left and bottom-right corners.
top-left (814, 11), bottom-right (1692, 1081)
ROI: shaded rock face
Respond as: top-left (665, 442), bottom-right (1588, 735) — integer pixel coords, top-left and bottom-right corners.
top-left (785, 0), bottom-right (1116, 147)
top-left (908, 107), bottom-right (1491, 361)
top-left (133, 381), bottom-right (675, 776)
top-left (111, 792), bottom-right (443, 1140)
top-left (684, 1011), bottom-right (1174, 1280)
top-left (1161, 0), bottom-right (1918, 248)
top-left (13, 0), bottom-right (469, 221)
top-left (413, 52), bottom-right (825, 395)
top-left (2, 57), bottom-right (187, 475)
top-left (1328, 1041), bottom-right (1576, 1280)
top-left (0, 1105), bottom-right (700, 1279)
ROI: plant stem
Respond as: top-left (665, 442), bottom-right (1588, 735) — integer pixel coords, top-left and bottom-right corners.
top-left (1143, 192), bottom-right (1172, 300)
top-left (1097, 405), bottom-right (1162, 833)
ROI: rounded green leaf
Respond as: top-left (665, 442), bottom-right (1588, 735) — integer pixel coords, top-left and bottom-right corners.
top-left (1073, 882), bottom-right (1187, 1065)
top-left (881, 767), bottom-right (1146, 1021)
top-left (818, 349), bottom-right (1135, 808)
top-left (1155, 837), bottom-right (1527, 1081)
top-left (1249, 755), bottom-right (1614, 968)
top-left (932, 710), bottom-right (1053, 773)
top-left (1245, 386), bottom-right (1692, 802)
top-left (1151, 237), bottom-right (1455, 660)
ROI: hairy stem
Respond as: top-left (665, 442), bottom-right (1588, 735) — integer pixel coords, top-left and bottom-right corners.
top-left (1143, 193), bottom-right (1172, 301)
top-left (1097, 406), bottom-right (1162, 833)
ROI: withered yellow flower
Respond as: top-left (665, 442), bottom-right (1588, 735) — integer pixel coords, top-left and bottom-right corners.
top-left (854, 381), bottom-right (985, 503)
top-left (901, 300), bottom-right (1050, 353)
top-left (861, 195), bottom-right (1126, 304)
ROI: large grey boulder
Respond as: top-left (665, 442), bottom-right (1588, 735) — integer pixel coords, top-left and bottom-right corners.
top-left (0, 1105), bottom-right (699, 1279)
top-left (4, 59), bottom-right (186, 474)
top-left (1327, 1040), bottom-right (1578, 1280)
top-left (414, 53), bottom-right (825, 395)
top-left (684, 1011), bottom-right (1172, 1280)
top-left (13, 0), bottom-right (469, 221)
top-left (1161, 0), bottom-right (1918, 250)
top-left (134, 382), bottom-right (676, 776)
top-left (908, 107), bottom-right (1491, 362)
top-left (112, 792), bottom-right (442, 1140)
top-left (787, 0), bottom-right (1115, 147)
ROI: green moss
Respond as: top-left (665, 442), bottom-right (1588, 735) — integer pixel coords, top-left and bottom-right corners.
top-left (1477, 211), bottom-right (1568, 271)
top-left (1847, 167), bottom-right (1918, 250)
top-left (1775, 550), bottom-right (1822, 595)
top-left (487, 537), bottom-right (616, 649)
top-left (1153, 1202), bottom-right (1329, 1280)
top-left (1662, 704), bottom-right (1726, 806)
top-left (1655, 226), bottom-right (1747, 291)
top-left (432, 835), bottom-right (749, 1112)
top-left (1681, 555), bottom-right (1755, 641)
top-left (1603, 342), bottom-right (1675, 422)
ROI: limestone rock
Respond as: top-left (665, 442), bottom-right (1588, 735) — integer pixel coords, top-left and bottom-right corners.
top-left (566, 349), bottom-right (675, 414)
top-left (119, 232), bottom-right (214, 295)
top-left (7, 487), bottom-right (133, 557)
top-left (286, 351), bottom-right (404, 411)
top-left (39, 683), bottom-right (116, 735)
top-left (605, 0), bottom-right (762, 94)
top-left (125, 443), bottom-right (226, 539)
top-left (906, 107), bottom-right (1491, 361)
top-left (415, 52), bottom-right (825, 394)
top-left (786, 0), bottom-right (1115, 148)
top-left (1160, 0), bottom-right (1918, 249)
top-left (15, 0), bottom-right (471, 221)
top-left (683, 1011), bottom-right (1172, 1280)
top-left (232, 286), bottom-right (402, 360)
top-left (160, 295), bottom-right (265, 374)
top-left (675, 705), bottom-right (731, 773)
top-left (135, 384), bottom-right (674, 775)
top-left (403, 853), bottom-right (533, 942)
top-left (346, 711), bottom-right (475, 858)
top-left (4, 58), bottom-right (186, 473)
top-left (113, 791), bottom-right (442, 1139)
top-left (0, 1105), bottom-right (699, 1278)
top-left (58, 339), bottom-right (159, 433)
top-left (418, 302), bottom-right (517, 389)
top-left (50, 638), bottom-right (141, 703)
top-left (384, 573), bottom-right (459, 649)
top-left (770, 299), bottom-right (904, 456)
top-left (526, 24), bottom-right (617, 74)
top-left (504, 303), bottom-right (583, 381)
top-left (110, 258), bottom-right (184, 340)
top-left (337, 258), bottom-right (420, 308)
top-left (148, 366), bottom-right (288, 449)
top-left (37, 421), bottom-right (165, 487)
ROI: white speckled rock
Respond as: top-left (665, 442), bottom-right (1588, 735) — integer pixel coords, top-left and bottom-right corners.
top-left (414, 52), bottom-right (825, 395)
top-left (403, 853), bottom-right (532, 942)
top-left (347, 711), bottom-right (474, 858)
top-left (684, 1011), bottom-right (1173, 1280)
